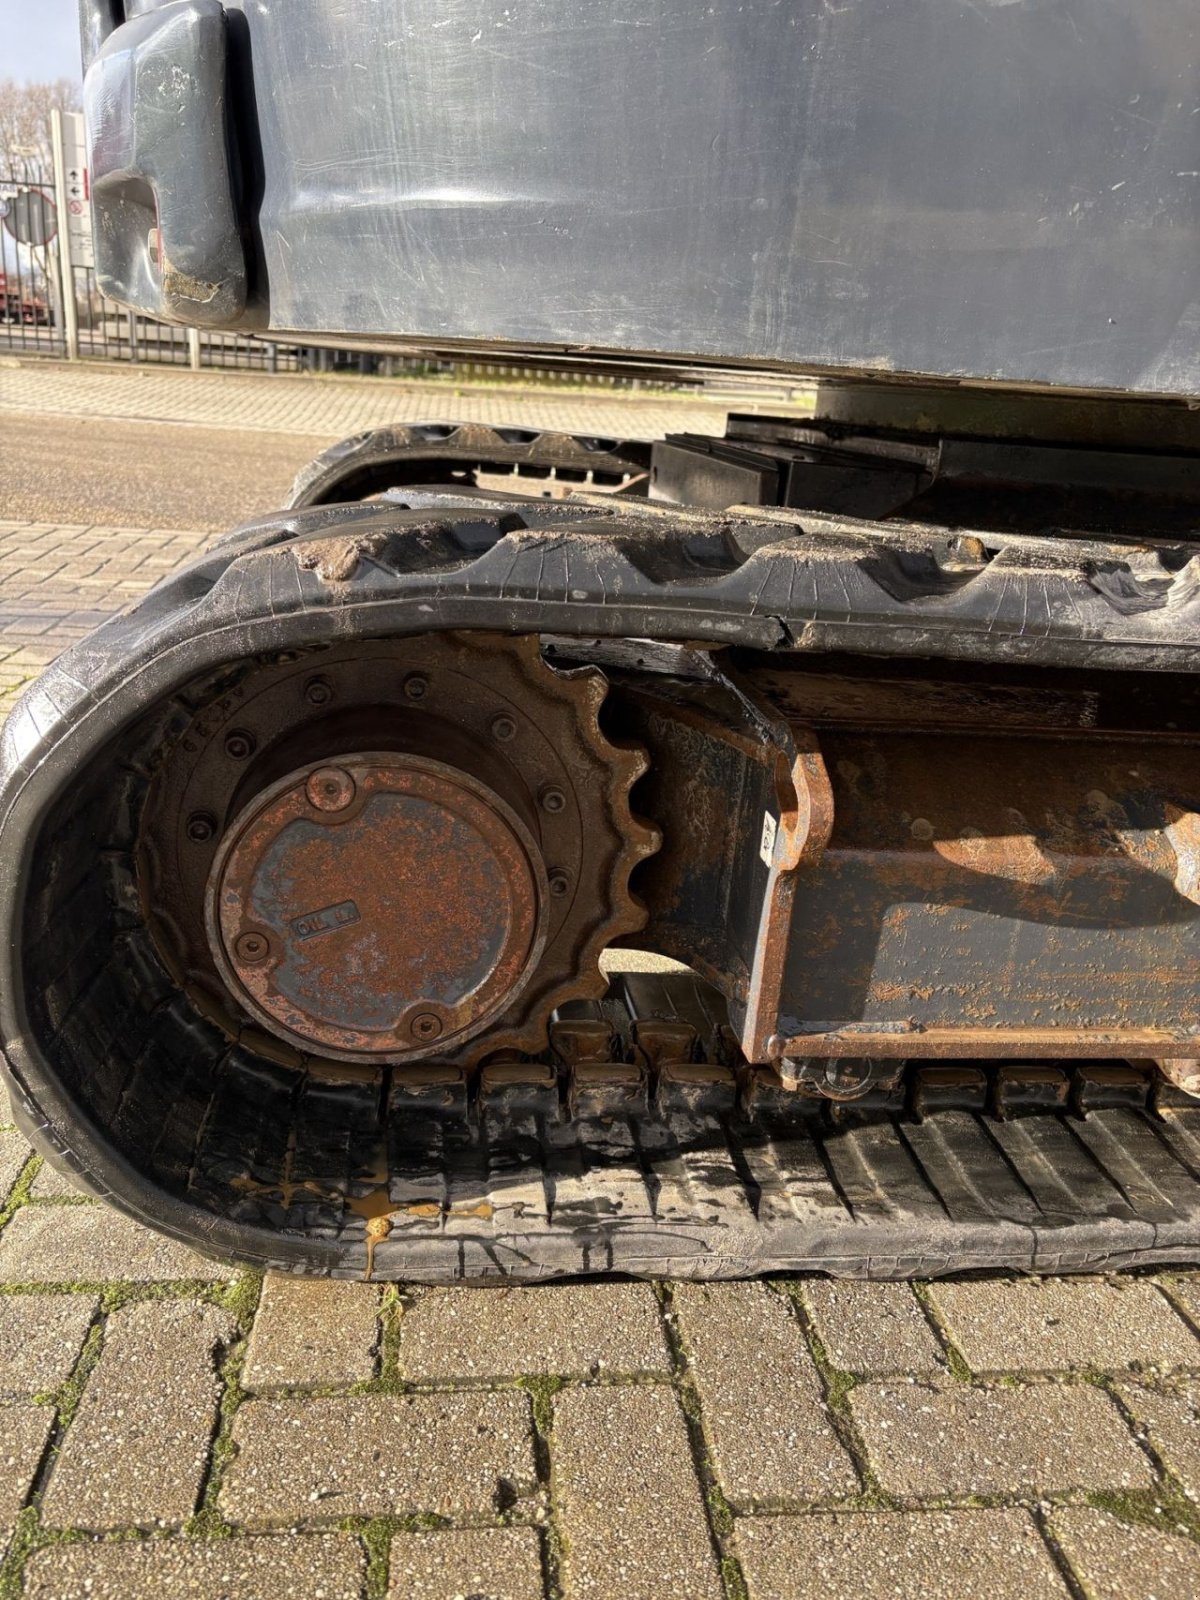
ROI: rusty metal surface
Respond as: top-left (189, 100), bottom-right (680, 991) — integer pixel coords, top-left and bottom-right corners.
top-left (138, 632), bottom-right (657, 1068)
top-left (614, 652), bottom-right (1200, 1066)
top-left (209, 754), bottom-right (547, 1061)
top-left (772, 730), bottom-right (1200, 1058)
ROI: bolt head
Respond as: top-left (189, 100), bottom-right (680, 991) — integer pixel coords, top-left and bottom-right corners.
top-left (186, 812), bottom-right (216, 843)
top-left (548, 870), bottom-right (571, 897)
top-left (235, 931), bottom-right (270, 965)
top-left (305, 676), bottom-right (333, 707)
top-left (490, 714), bottom-right (517, 743)
top-left (410, 1011), bottom-right (443, 1042)
top-left (224, 729), bottom-right (256, 761)
top-left (306, 766), bottom-right (356, 813)
top-left (403, 674), bottom-right (429, 701)
top-left (540, 786), bottom-right (567, 814)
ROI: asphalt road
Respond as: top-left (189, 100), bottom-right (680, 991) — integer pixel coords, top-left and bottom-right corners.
top-left (1, 411), bottom-right (336, 532)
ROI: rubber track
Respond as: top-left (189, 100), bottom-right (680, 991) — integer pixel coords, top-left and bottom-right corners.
top-left (6, 487), bottom-right (1200, 797)
top-left (4, 481), bottom-right (1200, 1278)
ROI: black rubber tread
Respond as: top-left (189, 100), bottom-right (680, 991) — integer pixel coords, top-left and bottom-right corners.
top-left (10, 989), bottom-right (1200, 1282)
top-left (4, 485), bottom-right (1200, 1279)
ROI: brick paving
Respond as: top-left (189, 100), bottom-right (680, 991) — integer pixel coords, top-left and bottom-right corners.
top-left (2, 391), bottom-right (1200, 1594)
top-left (0, 358), bottom-right (742, 444)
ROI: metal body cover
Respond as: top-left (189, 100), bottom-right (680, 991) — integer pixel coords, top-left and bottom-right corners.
top-left (207, 753), bottom-right (548, 1061)
top-left (83, 0), bottom-right (1200, 395)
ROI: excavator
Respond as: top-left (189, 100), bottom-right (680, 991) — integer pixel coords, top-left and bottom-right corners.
top-left (4, 0), bottom-right (1200, 1279)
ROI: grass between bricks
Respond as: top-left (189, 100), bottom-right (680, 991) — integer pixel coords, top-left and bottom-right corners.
top-left (0, 1153), bottom-right (41, 1233)
top-left (514, 1375), bottom-right (564, 1600)
top-left (656, 1283), bottom-right (751, 1600)
top-left (186, 1272), bottom-right (263, 1539)
top-left (0, 1271), bottom-right (263, 1600)
top-left (775, 1280), bottom-right (889, 1510)
top-left (910, 1281), bottom-right (975, 1382)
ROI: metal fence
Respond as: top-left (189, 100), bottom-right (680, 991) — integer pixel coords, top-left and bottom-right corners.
top-left (0, 152), bottom-right (677, 390)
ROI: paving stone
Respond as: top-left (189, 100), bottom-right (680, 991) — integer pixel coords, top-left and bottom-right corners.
top-left (0, 1401), bottom-right (54, 1529)
top-left (400, 1284), bottom-right (670, 1380)
top-left (242, 1274), bottom-right (379, 1390)
top-left (850, 1379), bottom-right (1154, 1496)
top-left (23, 1534), bottom-right (367, 1599)
top-left (1164, 1273), bottom-right (1200, 1333)
top-left (928, 1278), bottom-right (1199, 1372)
top-left (0, 1293), bottom-right (98, 1397)
top-left (0, 362), bottom-right (733, 446)
top-left (1118, 1379), bottom-right (1200, 1500)
top-left (387, 1528), bottom-right (544, 1600)
top-left (41, 1298), bottom-right (235, 1530)
top-left (802, 1280), bottom-right (945, 1375)
top-left (0, 1079), bottom-right (13, 1127)
top-left (29, 1161), bottom-right (93, 1202)
top-left (0, 1203), bottom-right (235, 1283)
top-left (221, 1390), bottom-right (536, 1525)
top-left (1051, 1506), bottom-right (1200, 1599)
top-left (0, 1127), bottom-right (31, 1203)
top-left (553, 1384), bottom-right (722, 1600)
top-left (735, 1509), bottom-right (1069, 1599)
top-left (672, 1281), bottom-right (857, 1503)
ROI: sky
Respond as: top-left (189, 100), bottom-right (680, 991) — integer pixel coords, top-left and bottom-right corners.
top-left (1, 0), bottom-right (83, 85)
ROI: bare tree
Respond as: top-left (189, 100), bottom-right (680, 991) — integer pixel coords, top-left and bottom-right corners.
top-left (0, 79), bottom-right (81, 176)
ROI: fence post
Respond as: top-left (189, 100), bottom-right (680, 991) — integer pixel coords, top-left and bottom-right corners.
top-left (49, 109), bottom-right (80, 361)
top-left (187, 327), bottom-right (202, 370)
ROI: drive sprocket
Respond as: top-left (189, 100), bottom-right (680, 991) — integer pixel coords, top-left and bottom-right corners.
top-left (137, 631), bottom-right (658, 1069)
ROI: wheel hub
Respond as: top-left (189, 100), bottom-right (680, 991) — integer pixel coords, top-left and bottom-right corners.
top-left (137, 632), bottom-right (657, 1070)
top-left (207, 753), bottom-right (548, 1061)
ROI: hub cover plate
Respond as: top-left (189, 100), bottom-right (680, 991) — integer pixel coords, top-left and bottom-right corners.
top-left (206, 752), bottom-right (547, 1061)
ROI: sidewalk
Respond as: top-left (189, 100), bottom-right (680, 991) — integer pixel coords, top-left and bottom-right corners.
top-left (0, 357), bottom-right (754, 442)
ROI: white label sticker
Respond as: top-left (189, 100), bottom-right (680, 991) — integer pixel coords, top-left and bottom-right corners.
top-left (759, 810), bottom-right (778, 867)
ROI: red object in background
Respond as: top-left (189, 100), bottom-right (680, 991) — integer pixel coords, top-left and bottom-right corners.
top-left (0, 271), bottom-right (51, 327)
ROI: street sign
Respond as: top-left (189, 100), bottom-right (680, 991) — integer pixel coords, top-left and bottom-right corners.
top-left (62, 112), bottom-right (94, 270)
top-left (2, 188), bottom-right (56, 247)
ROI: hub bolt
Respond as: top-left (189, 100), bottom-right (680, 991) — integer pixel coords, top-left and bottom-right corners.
top-left (224, 729), bottom-right (256, 761)
top-left (410, 1011), bottom-right (444, 1042)
top-left (548, 869), bottom-right (571, 897)
top-left (540, 786), bottom-right (567, 814)
top-left (305, 676), bottom-right (333, 707)
top-left (306, 766), bottom-right (356, 812)
top-left (186, 812), bottom-right (216, 843)
top-left (490, 714), bottom-right (517, 743)
top-left (235, 931), bottom-right (271, 965)
top-left (403, 674), bottom-right (429, 701)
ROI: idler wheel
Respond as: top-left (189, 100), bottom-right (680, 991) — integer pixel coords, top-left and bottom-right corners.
top-left (206, 753), bottom-right (548, 1062)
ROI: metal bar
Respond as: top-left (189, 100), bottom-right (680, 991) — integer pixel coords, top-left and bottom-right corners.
top-left (49, 110), bottom-right (79, 361)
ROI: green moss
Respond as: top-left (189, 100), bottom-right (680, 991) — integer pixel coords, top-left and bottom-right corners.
top-left (776, 1280), bottom-right (889, 1509)
top-left (52, 1321), bottom-right (105, 1432)
top-left (720, 1551), bottom-right (751, 1600)
top-left (185, 1310), bottom-right (255, 1539)
top-left (516, 1373), bottom-right (567, 1439)
top-left (1084, 1487), bottom-right (1200, 1543)
top-left (0, 1507), bottom-right (41, 1600)
top-left (0, 1155), bottom-right (43, 1234)
top-left (359, 1520), bottom-right (393, 1600)
top-left (911, 1283), bottom-right (974, 1382)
